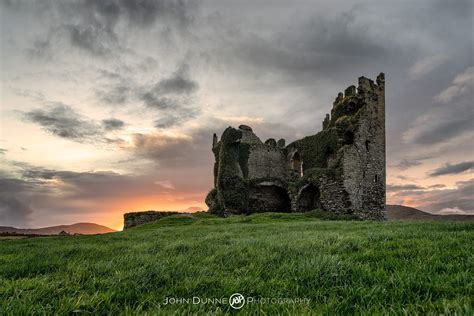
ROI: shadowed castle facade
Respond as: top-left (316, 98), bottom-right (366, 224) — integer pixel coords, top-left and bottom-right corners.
top-left (206, 73), bottom-right (386, 220)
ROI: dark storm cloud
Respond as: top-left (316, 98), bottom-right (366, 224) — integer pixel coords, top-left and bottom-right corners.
top-left (140, 95), bottom-right (178, 109)
top-left (95, 63), bottom-right (199, 128)
top-left (22, 104), bottom-right (102, 141)
top-left (0, 176), bottom-right (34, 193)
top-left (65, 24), bottom-right (118, 56)
top-left (0, 174), bottom-right (45, 227)
top-left (102, 118), bottom-right (125, 131)
top-left (395, 157), bottom-right (433, 170)
top-left (139, 64), bottom-right (199, 108)
top-left (396, 159), bottom-right (422, 170)
top-left (405, 114), bottom-right (473, 145)
top-left (21, 102), bottom-right (127, 142)
top-left (68, 0), bottom-right (198, 56)
top-left (386, 184), bottom-right (425, 192)
top-left (154, 107), bottom-right (199, 129)
top-left (155, 64), bottom-right (198, 95)
top-left (118, 0), bottom-right (195, 28)
top-left (428, 184), bottom-right (446, 189)
top-left (210, 7), bottom-right (406, 85)
top-left (404, 67), bottom-right (474, 145)
top-left (20, 168), bottom-right (141, 199)
top-left (0, 196), bottom-right (34, 227)
top-left (1, 0), bottom-right (197, 57)
top-left (141, 65), bottom-right (200, 126)
top-left (429, 161), bottom-right (474, 177)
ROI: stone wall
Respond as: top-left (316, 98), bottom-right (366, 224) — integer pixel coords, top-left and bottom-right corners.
top-left (341, 74), bottom-right (385, 220)
top-left (123, 211), bottom-right (180, 229)
top-left (247, 144), bottom-right (288, 179)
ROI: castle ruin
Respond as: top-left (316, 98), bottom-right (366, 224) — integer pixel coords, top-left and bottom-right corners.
top-left (206, 73), bottom-right (386, 220)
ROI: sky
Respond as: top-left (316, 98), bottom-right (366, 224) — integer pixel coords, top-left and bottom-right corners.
top-left (0, 0), bottom-right (473, 230)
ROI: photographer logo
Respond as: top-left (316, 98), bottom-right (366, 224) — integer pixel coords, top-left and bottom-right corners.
top-left (229, 293), bottom-right (245, 309)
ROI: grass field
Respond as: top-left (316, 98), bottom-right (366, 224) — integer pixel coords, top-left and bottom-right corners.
top-left (0, 212), bottom-right (472, 315)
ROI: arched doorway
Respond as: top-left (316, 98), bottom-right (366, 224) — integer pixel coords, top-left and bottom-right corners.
top-left (297, 184), bottom-right (321, 212)
top-left (248, 184), bottom-right (291, 213)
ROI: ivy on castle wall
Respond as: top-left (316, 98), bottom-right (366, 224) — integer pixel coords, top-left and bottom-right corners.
top-left (288, 127), bottom-right (339, 170)
top-left (329, 96), bottom-right (362, 128)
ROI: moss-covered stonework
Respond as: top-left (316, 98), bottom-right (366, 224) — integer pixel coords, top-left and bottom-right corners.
top-left (123, 211), bottom-right (181, 229)
top-left (206, 73), bottom-right (386, 220)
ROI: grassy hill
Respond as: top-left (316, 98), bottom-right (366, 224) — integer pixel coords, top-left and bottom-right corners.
top-left (0, 223), bottom-right (117, 235)
top-left (386, 204), bottom-right (474, 221)
top-left (0, 212), bottom-right (472, 314)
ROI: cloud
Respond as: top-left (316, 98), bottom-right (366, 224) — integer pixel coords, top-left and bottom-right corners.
top-left (154, 64), bottom-right (198, 95)
top-left (211, 8), bottom-right (397, 83)
top-left (390, 178), bottom-right (474, 215)
top-left (21, 102), bottom-right (128, 142)
top-left (429, 161), bottom-right (474, 176)
top-left (126, 117), bottom-right (300, 167)
top-left (154, 180), bottom-right (175, 190)
top-left (428, 184), bottom-right (446, 189)
top-left (138, 64), bottom-right (198, 109)
top-left (95, 63), bottom-right (199, 128)
top-left (65, 24), bottom-right (118, 56)
top-left (403, 67), bottom-right (474, 145)
top-left (22, 104), bottom-right (102, 141)
top-left (3, 0), bottom-right (198, 57)
top-left (0, 148), bottom-right (7, 155)
top-left (95, 70), bottom-right (133, 105)
top-left (408, 54), bottom-right (447, 80)
top-left (67, 0), bottom-right (198, 56)
top-left (154, 107), bottom-right (199, 129)
top-left (395, 157), bottom-right (432, 170)
top-left (97, 83), bottom-right (132, 105)
top-left (402, 108), bottom-right (473, 145)
top-left (0, 174), bottom-right (39, 227)
top-left (435, 66), bottom-right (474, 103)
top-left (140, 95), bottom-right (178, 110)
top-left (396, 159), bottom-right (422, 169)
top-left (25, 37), bottom-right (53, 61)
top-left (0, 159), bottom-right (209, 227)
top-left (0, 196), bottom-right (34, 227)
top-left (386, 184), bottom-right (425, 192)
top-left (437, 207), bottom-right (467, 215)
top-left (102, 118), bottom-right (125, 131)
top-left (127, 132), bottom-right (195, 166)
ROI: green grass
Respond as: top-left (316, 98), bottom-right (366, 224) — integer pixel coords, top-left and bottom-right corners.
top-left (0, 212), bottom-right (473, 315)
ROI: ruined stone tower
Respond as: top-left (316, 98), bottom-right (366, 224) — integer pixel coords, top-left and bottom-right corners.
top-left (206, 73), bottom-right (386, 220)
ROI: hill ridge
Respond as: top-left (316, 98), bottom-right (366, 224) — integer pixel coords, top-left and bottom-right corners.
top-left (386, 205), bottom-right (473, 221)
top-left (0, 222), bottom-right (116, 235)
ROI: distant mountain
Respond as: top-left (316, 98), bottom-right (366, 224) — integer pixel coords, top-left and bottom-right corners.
top-left (386, 205), bottom-right (474, 221)
top-left (0, 223), bottom-right (116, 235)
top-left (180, 206), bottom-right (205, 213)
